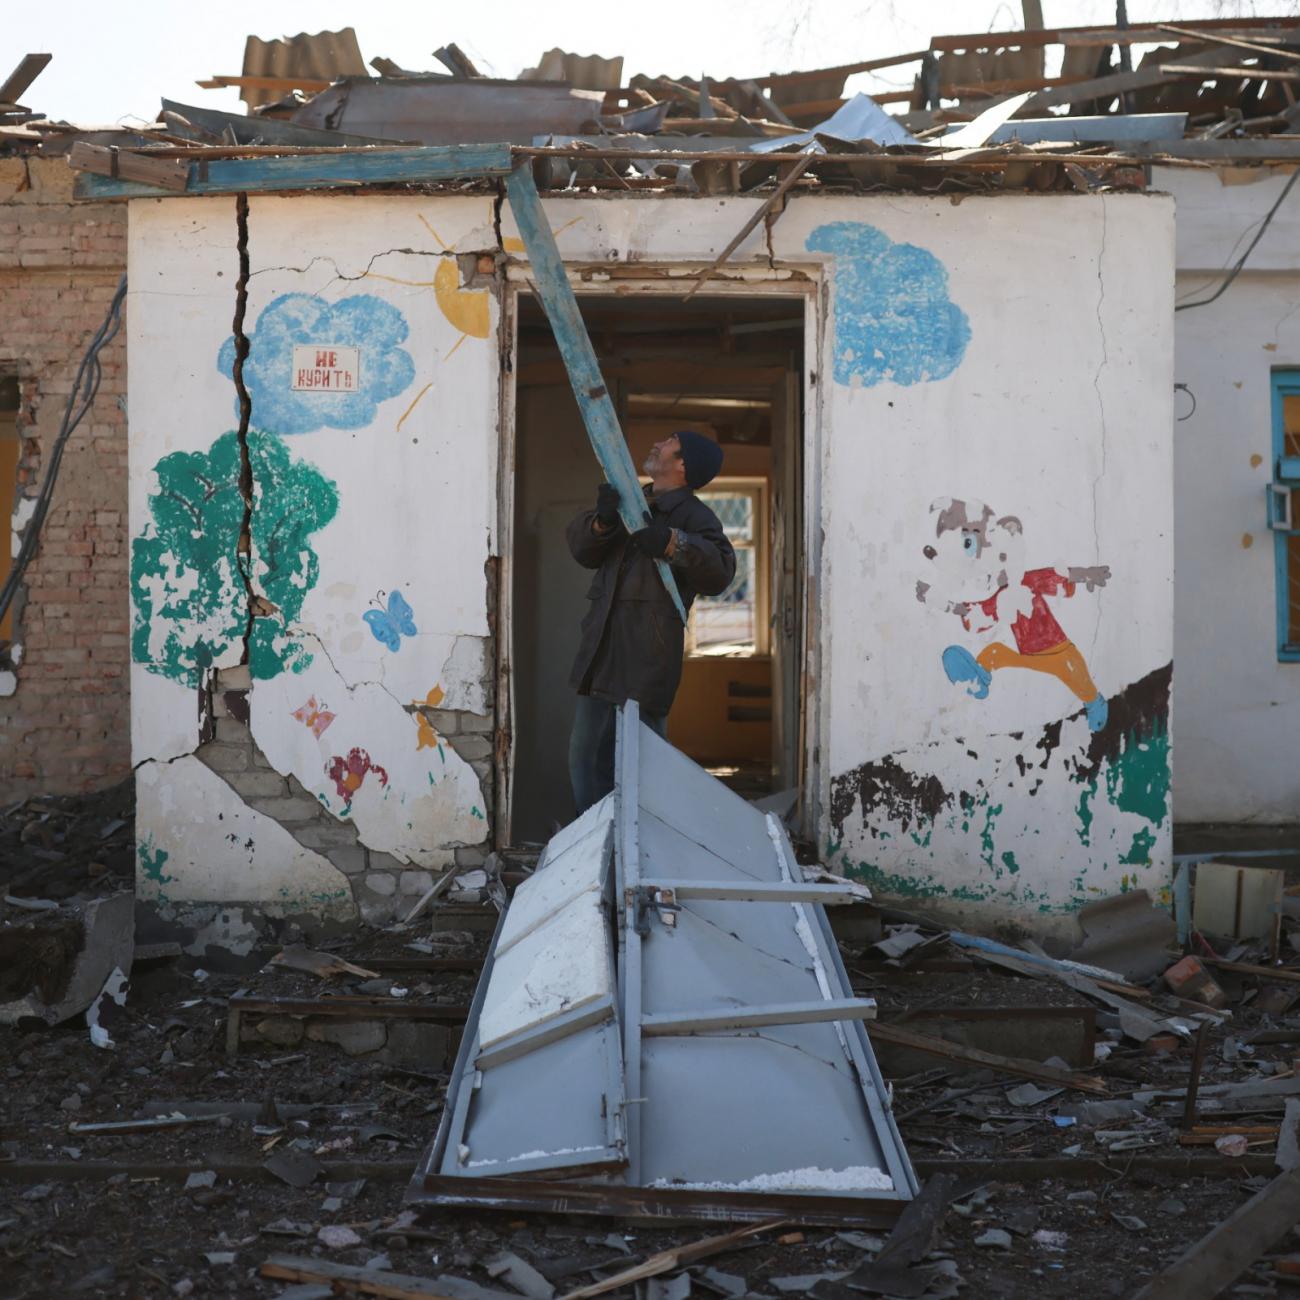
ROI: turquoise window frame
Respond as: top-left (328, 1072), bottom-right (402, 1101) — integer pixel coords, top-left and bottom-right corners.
top-left (1268, 370), bottom-right (1300, 662)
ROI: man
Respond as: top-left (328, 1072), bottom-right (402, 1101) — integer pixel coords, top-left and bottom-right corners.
top-left (567, 430), bottom-right (736, 814)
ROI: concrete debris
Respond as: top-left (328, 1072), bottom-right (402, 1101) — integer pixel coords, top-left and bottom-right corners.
top-left (0, 892), bottom-right (134, 1027)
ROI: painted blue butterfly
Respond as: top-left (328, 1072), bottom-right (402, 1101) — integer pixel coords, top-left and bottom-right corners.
top-left (363, 590), bottom-right (418, 652)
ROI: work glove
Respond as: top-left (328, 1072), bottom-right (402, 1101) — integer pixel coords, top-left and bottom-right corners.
top-left (594, 483), bottom-right (622, 529)
top-left (630, 520), bottom-right (673, 558)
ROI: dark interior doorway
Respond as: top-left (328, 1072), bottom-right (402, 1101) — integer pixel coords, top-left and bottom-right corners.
top-left (509, 293), bottom-right (805, 845)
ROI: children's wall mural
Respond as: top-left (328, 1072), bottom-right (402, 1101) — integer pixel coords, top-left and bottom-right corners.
top-left (128, 190), bottom-right (1173, 943)
top-left (129, 197), bottom-right (501, 936)
top-left (797, 196), bottom-right (1174, 932)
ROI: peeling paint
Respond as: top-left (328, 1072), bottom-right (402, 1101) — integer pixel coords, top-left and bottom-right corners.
top-left (805, 221), bottom-right (970, 388)
top-left (130, 431), bottom-right (338, 686)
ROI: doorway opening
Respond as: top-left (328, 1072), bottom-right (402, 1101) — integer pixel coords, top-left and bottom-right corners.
top-left (508, 291), bottom-right (806, 845)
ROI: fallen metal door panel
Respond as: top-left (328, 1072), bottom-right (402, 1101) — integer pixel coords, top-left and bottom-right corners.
top-left (441, 1020), bottom-right (625, 1178)
top-left (638, 1035), bottom-right (897, 1194)
top-left (638, 807), bottom-right (774, 885)
top-left (636, 727), bottom-right (778, 869)
top-left (495, 818), bottom-right (613, 955)
top-left (410, 701), bottom-right (917, 1220)
top-left (639, 904), bottom-right (818, 1015)
top-left (479, 888), bottom-right (612, 1048)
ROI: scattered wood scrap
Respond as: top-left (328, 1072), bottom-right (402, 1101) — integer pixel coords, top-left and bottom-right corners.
top-left (269, 945), bottom-right (379, 980)
top-left (866, 1022), bottom-right (1109, 1094)
top-left (261, 1254), bottom-right (514, 1299)
top-left (67, 140), bottom-right (189, 192)
top-left (1132, 1167), bottom-right (1300, 1300)
top-left (561, 1219), bottom-right (788, 1300)
top-left (1204, 958), bottom-right (1300, 985)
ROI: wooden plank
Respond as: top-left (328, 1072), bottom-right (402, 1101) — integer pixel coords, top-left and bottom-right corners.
top-left (1204, 958), bottom-right (1300, 983)
top-left (1157, 21), bottom-right (1300, 64)
top-left (744, 51), bottom-right (931, 90)
top-left (73, 142), bottom-right (514, 200)
top-left (228, 993), bottom-right (469, 1019)
top-left (1131, 1168), bottom-right (1300, 1300)
top-left (1025, 44), bottom-right (1237, 110)
top-left (642, 998), bottom-right (877, 1036)
top-left (867, 1021), bottom-right (1109, 1093)
top-left (0, 54), bottom-right (51, 106)
top-left (196, 74), bottom-right (332, 93)
top-left (1161, 63), bottom-right (1300, 81)
top-left (929, 18), bottom-right (1300, 52)
top-left (68, 141), bottom-right (190, 193)
top-left (504, 162), bottom-right (686, 622)
top-left (682, 153), bottom-right (812, 300)
top-left (261, 1254), bottom-right (501, 1299)
top-left (563, 1220), bottom-right (789, 1299)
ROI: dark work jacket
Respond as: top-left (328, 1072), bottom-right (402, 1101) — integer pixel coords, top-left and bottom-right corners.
top-left (567, 486), bottom-right (736, 716)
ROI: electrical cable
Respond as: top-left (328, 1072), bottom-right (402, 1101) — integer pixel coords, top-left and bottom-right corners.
top-left (0, 275), bottom-right (127, 627)
top-left (1175, 169), bottom-right (1300, 312)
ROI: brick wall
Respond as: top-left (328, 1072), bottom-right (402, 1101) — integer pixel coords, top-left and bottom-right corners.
top-left (0, 155), bottom-right (130, 795)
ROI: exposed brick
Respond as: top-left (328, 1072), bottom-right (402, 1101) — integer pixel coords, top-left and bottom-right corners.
top-left (0, 175), bottom-right (128, 799)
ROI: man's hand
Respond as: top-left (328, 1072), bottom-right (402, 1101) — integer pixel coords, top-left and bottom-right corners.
top-left (630, 521), bottom-right (674, 558)
top-left (593, 483), bottom-right (622, 532)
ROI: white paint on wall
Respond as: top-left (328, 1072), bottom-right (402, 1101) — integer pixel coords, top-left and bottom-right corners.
top-left (1155, 165), bottom-right (1300, 823)
top-left (780, 193), bottom-right (1173, 931)
top-left (250, 648), bottom-right (486, 866)
top-left (129, 195), bottom-right (499, 917)
top-left (135, 755), bottom-right (355, 917)
top-left (127, 186), bottom-right (1177, 935)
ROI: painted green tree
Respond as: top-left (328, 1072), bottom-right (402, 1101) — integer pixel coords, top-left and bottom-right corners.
top-left (131, 430), bottom-right (339, 687)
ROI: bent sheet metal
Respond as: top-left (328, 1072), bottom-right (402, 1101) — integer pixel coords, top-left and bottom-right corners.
top-left (409, 702), bottom-right (916, 1225)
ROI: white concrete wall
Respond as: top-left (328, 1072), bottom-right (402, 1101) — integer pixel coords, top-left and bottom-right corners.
top-left (781, 194), bottom-right (1174, 935)
top-left (130, 187), bottom-right (1175, 938)
top-left (1155, 165), bottom-right (1300, 823)
top-left (128, 195), bottom-right (501, 931)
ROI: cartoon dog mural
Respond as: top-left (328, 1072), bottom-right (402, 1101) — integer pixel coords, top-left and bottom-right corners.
top-left (916, 498), bottom-right (1111, 732)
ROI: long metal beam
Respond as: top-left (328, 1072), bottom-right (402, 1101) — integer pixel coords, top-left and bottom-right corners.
top-left (74, 142), bottom-right (514, 200)
top-left (473, 995), bottom-right (615, 1069)
top-left (640, 880), bottom-right (866, 905)
top-left (504, 162), bottom-right (687, 622)
top-left (642, 998), bottom-right (877, 1036)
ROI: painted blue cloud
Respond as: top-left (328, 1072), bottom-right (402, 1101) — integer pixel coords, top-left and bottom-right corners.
top-left (806, 222), bottom-right (970, 388)
top-left (218, 293), bottom-right (415, 434)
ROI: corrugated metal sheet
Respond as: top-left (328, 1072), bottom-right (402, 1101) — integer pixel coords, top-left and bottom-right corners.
top-left (292, 77), bottom-right (605, 146)
top-left (240, 28), bottom-right (367, 110)
top-left (520, 48), bottom-right (623, 91)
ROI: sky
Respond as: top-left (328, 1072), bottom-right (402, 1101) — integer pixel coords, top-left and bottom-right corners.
top-left (7, 0), bottom-right (1297, 125)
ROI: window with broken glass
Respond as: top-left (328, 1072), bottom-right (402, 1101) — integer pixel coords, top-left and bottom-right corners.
top-left (687, 480), bottom-right (769, 657)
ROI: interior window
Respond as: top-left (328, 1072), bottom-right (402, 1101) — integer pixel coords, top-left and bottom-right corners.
top-left (687, 481), bottom-right (768, 657)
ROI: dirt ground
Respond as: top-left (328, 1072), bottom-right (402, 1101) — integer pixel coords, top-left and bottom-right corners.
top-left (5, 794), bottom-right (1300, 1298)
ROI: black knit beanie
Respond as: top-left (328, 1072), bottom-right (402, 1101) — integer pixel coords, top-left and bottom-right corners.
top-left (676, 430), bottom-right (724, 490)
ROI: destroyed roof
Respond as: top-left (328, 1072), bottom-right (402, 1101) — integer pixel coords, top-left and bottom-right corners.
top-left (24, 18), bottom-right (1300, 192)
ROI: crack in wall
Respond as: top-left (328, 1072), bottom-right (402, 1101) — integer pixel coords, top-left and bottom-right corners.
top-left (231, 193), bottom-right (257, 667)
top-left (492, 187), bottom-right (505, 254)
top-left (1090, 196), bottom-right (1109, 657)
top-left (247, 246), bottom-right (461, 286)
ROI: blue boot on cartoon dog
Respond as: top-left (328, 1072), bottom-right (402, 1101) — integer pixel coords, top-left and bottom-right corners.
top-left (942, 645), bottom-right (992, 699)
top-left (1084, 693), bottom-right (1109, 733)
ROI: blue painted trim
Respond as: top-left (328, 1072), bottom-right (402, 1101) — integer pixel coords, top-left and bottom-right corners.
top-left (74, 142), bottom-right (514, 199)
top-left (1269, 371), bottom-right (1300, 662)
top-left (504, 163), bottom-right (687, 623)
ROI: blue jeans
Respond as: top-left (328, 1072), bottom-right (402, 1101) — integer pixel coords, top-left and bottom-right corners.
top-left (569, 695), bottom-right (668, 816)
